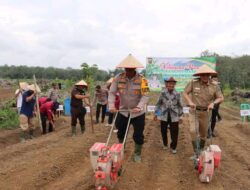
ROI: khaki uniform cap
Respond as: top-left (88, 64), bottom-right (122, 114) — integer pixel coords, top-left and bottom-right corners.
top-left (193, 64), bottom-right (217, 76)
top-left (19, 82), bottom-right (28, 90)
top-left (116, 54), bottom-right (144, 68)
top-left (27, 84), bottom-right (41, 93)
top-left (75, 80), bottom-right (88, 86)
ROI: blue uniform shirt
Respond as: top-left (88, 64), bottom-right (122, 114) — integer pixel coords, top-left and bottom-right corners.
top-left (20, 91), bottom-right (36, 117)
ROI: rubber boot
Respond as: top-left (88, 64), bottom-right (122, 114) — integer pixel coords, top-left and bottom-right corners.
top-left (200, 139), bottom-right (206, 150)
top-left (190, 140), bottom-right (199, 160)
top-left (134, 144), bottom-right (142, 163)
top-left (29, 129), bottom-right (34, 139)
top-left (71, 126), bottom-right (76, 137)
top-left (80, 125), bottom-right (85, 134)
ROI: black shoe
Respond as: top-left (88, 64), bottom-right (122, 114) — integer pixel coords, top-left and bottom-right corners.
top-left (95, 121), bottom-right (99, 124)
top-left (212, 133), bottom-right (216, 137)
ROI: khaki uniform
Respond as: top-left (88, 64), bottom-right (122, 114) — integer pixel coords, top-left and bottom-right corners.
top-left (108, 72), bottom-right (149, 118)
top-left (108, 72), bottom-right (149, 145)
top-left (184, 79), bottom-right (223, 141)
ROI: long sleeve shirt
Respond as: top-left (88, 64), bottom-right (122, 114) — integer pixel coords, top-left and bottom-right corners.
top-left (108, 72), bottom-right (149, 118)
top-left (155, 88), bottom-right (183, 122)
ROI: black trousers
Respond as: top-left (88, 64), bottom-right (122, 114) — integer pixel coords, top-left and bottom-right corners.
top-left (160, 119), bottom-right (179, 150)
top-left (71, 107), bottom-right (86, 126)
top-left (96, 103), bottom-right (107, 123)
top-left (116, 113), bottom-right (145, 145)
top-left (41, 113), bottom-right (53, 134)
top-left (108, 112), bottom-right (114, 124)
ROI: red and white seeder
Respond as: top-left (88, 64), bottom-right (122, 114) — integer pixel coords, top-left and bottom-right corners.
top-left (89, 111), bottom-right (131, 190)
top-left (192, 110), bottom-right (222, 183)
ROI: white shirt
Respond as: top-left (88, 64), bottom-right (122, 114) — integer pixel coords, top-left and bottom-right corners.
top-left (15, 89), bottom-right (23, 108)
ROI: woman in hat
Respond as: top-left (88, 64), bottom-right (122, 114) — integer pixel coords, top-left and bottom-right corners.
top-left (154, 77), bottom-right (183, 154)
top-left (19, 84), bottom-right (38, 142)
top-left (70, 80), bottom-right (90, 136)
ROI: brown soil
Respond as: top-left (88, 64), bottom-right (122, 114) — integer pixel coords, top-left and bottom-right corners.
top-left (0, 88), bottom-right (15, 102)
top-left (0, 108), bottom-right (250, 190)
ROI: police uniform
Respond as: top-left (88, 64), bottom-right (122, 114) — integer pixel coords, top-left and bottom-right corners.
top-left (108, 72), bottom-right (149, 145)
top-left (184, 78), bottom-right (223, 149)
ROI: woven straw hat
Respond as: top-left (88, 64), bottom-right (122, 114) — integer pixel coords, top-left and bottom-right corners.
top-left (193, 65), bottom-right (217, 76)
top-left (116, 54), bottom-right (144, 68)
top-left (27, 84), bottom-right (41, 93)
top-left (19, 82), bottom-right (28, 90)
top-left (75, 80), bottom-right (88, 86)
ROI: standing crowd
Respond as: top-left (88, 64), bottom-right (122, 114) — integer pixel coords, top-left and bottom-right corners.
top-left (16, 54), bottom-right (224, 163)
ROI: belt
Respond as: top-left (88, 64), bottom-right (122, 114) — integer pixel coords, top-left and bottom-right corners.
top-left (196, 107), bottom-right (208, 111)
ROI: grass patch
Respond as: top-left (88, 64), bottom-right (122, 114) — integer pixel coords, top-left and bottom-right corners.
top-left (0, 100), bottom-right (19, 129)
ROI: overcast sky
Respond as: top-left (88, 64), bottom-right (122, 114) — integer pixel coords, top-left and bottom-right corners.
top-left (0, 0), bottom-right (249, 70)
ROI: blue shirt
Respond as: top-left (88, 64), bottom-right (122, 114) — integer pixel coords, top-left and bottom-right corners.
top-left (20, 91), bottom-right (36, 117)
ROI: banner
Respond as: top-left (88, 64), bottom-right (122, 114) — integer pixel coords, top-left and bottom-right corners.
top-left (146, 57), bottom-right (216, 91)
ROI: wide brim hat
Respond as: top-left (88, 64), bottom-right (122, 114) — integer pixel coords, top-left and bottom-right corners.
top-left (116, 54), bottom-right (144, 68)
top-left (75, 80), bottom-right (88, 86)
top-left (193, 65), bottom-right (217, 76)
top-left (19, 82), bottom-right (28, 90)
top-left (27, 84), bottom-right (41, 93)
top-left (164, 77), bottom-right (177, 83)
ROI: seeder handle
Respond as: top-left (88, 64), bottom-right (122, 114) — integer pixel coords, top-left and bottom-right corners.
top-left (105, 112), bottom-right (118, 146)
top-left (122, 113), bottom-right (132, 146)
top-left (105, 109), bottom-right (131, 146)
top-left (207, 110), bottom-right (213, 145)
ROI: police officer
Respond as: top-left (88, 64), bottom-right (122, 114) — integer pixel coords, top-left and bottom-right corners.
top-left (183, 65), bottom-right (224, 153)
top-left (108, 54), bottom-right (149, 163)
top-left (70, 80), bottom-right (90, 136)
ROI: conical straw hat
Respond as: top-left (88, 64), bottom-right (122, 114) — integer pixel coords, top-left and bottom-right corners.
top-left (116, 54), bottom-right (144, 68)
top-left (27, 84), bottom-right (41, 93)
top-left (193, 64), bottom-right (217, 76)
top-left (19, 82), bottom-right (28, 90)
top-left (75, 80), bottom-right (88, 86)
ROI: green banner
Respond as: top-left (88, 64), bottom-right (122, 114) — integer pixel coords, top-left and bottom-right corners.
top-left (146, 57), bottom-right (216, 92)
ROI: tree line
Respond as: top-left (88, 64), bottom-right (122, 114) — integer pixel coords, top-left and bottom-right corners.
top-left (0, 53), bottom-right (249, 89)
top-left (201, 50), bottom-right (250, 89)
top-left (0, 64), bottom-right (112, 82)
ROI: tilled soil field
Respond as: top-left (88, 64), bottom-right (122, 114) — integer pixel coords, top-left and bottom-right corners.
top-left (0, 107), bottom-right (250, 190)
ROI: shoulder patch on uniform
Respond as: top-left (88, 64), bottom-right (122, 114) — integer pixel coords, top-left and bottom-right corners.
top-left (141, 76), bottom-right (150, 95)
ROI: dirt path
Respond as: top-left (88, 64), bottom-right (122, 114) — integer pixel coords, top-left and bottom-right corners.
top-left (0, 108), bottom-right (250, 190)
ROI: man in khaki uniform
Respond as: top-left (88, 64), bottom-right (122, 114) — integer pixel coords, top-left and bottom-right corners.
top-left (183, 65), bottom-right (224, 153)
top-left (109, 54), bottom-right (149, 163)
